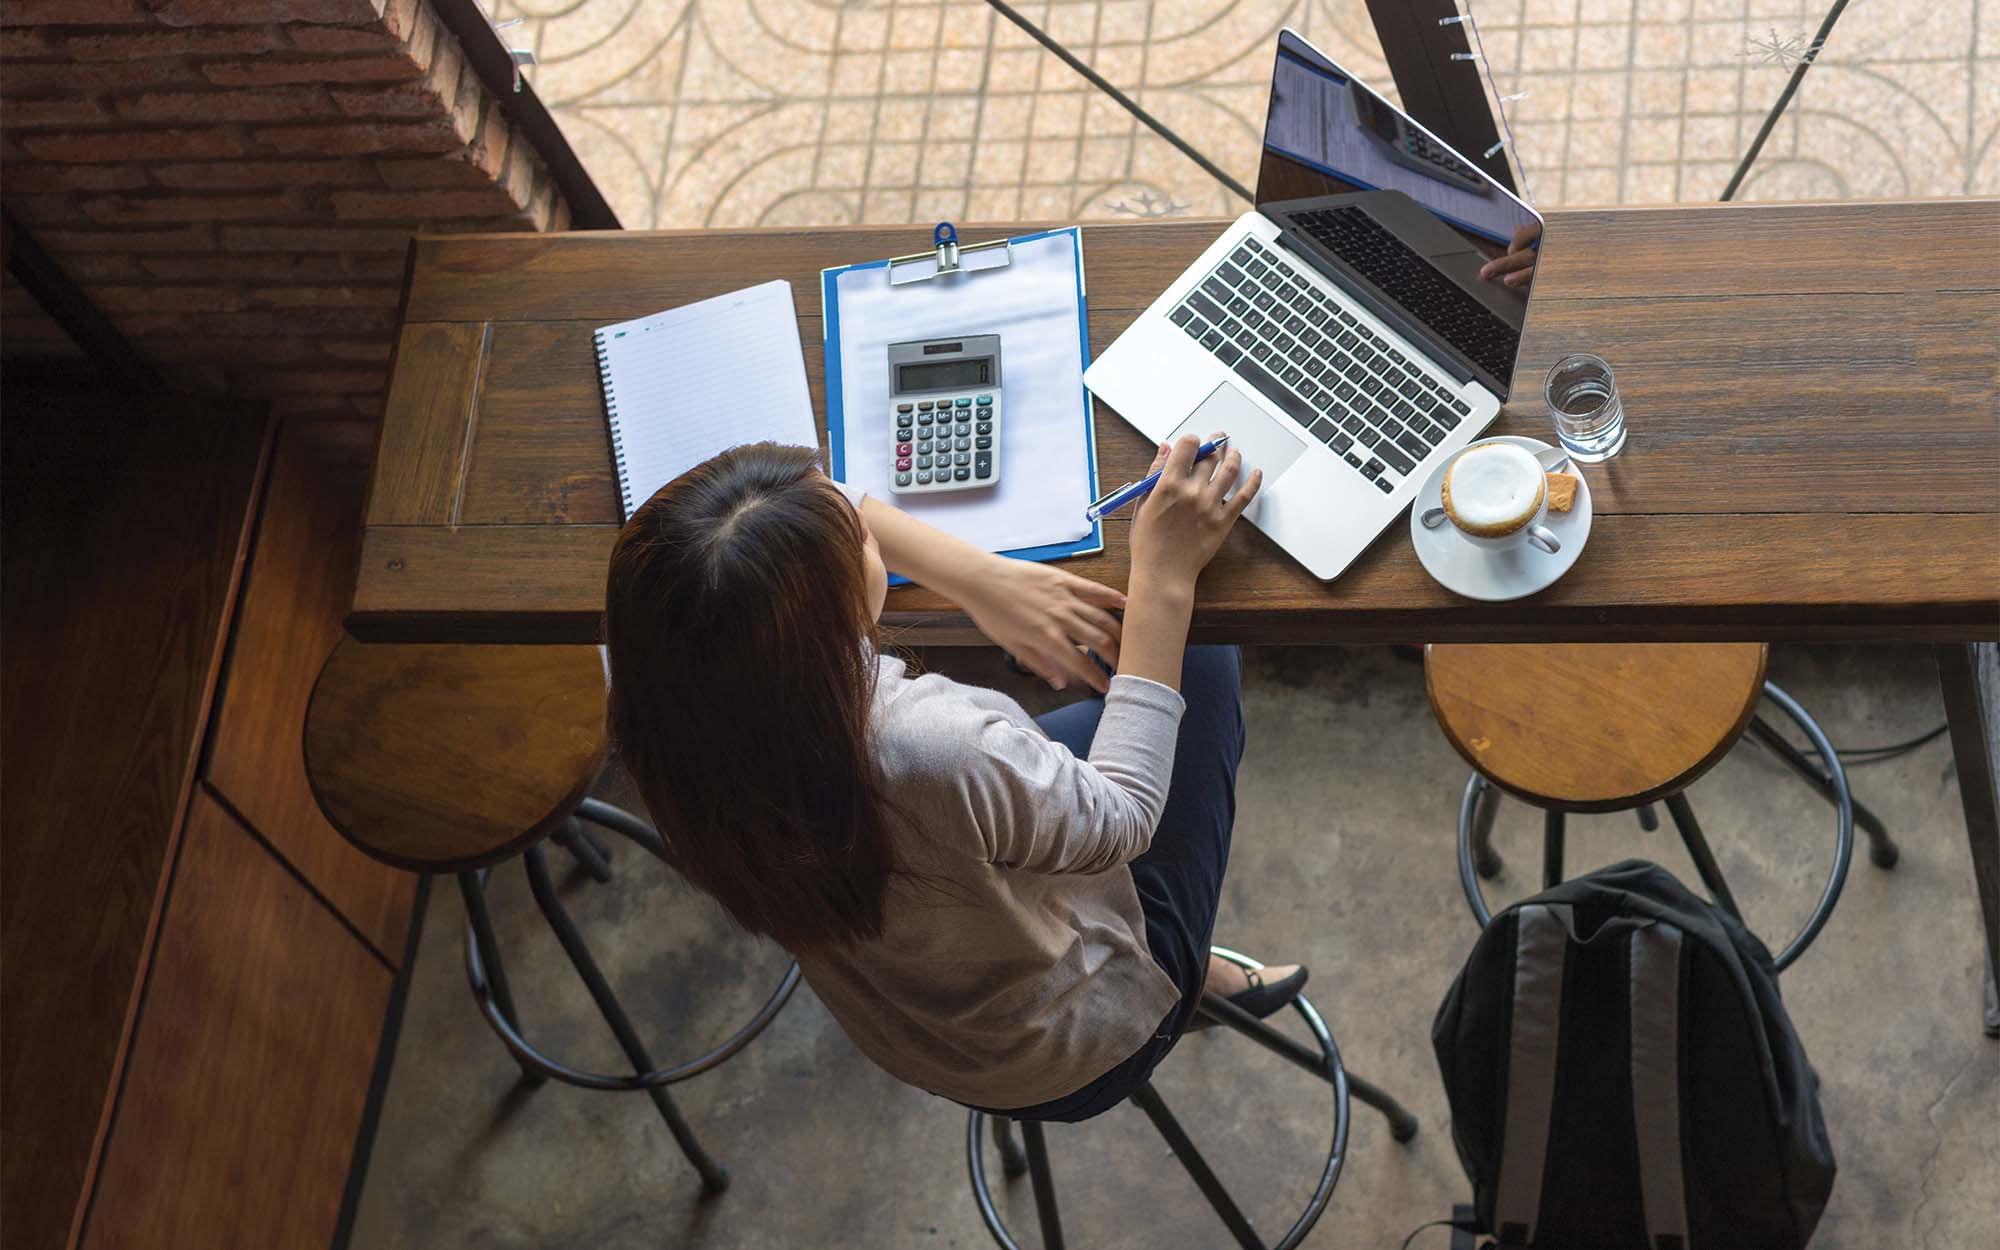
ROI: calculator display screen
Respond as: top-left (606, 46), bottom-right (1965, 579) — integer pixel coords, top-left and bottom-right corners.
top-left (897, 358), bottom-right (990, 392)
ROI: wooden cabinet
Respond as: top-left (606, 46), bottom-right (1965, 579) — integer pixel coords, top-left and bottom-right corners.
top-left (2, 393), bottom-right (418, 1249)
top-left (80, 790), bottom-right (393, 1250)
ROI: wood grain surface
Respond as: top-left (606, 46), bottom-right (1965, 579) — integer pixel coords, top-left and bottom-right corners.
top-left (206, 421), bottom-right (418, 963)
top-left (353, 202), bottom-right (2000, 644)
top-left (78, 789), bottom-right (392, 1250)
top-left (0, 389), bottom-right (268, 1250)
top-left (1425, 642), bottom-right (1768, 810)
top-left (303, 640), bottom-right (607, 871)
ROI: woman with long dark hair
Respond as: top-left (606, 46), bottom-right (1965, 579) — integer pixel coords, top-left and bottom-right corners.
top-left (605, 435), bottom-right (1302, 1120)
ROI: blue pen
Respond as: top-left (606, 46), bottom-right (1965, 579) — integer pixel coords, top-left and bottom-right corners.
top-left (1085, 435), bottom-right (1230, 523)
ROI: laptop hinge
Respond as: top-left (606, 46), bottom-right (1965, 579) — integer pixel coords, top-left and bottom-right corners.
top-left (1274, 228), bottom-right (1479, 387)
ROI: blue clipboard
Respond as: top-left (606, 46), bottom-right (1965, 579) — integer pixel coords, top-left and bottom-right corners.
top-left (821, 224), bottom-right (1102, 586)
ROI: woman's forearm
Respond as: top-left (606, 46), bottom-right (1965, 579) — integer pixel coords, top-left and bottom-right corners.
top-left (1115, 573), bottom-right (1192, 691)
top-left (856, 494), bottom-right (987, 596)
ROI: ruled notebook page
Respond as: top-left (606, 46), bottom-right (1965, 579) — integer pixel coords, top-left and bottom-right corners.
top-left (596, 280), bottom-right (819, 519)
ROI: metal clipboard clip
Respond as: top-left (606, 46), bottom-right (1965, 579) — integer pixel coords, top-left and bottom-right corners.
top-left (886, 222), bottom-right (1014, 286)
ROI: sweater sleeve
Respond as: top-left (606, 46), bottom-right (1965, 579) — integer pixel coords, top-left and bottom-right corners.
top-left (962, 675), bottom-right (1187, 875)
top-left (830, 478), bottom-right (867, 511)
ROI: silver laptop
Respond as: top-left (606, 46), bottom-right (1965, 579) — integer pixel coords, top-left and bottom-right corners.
top-left (1085, 30), bottom-right (1545, 580)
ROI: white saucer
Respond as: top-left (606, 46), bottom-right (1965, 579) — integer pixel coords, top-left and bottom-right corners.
top-left (1409, 435), bottom-right (1593, 601)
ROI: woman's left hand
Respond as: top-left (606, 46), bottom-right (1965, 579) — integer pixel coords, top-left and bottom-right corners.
top-left (955, 555), bottom-right (1127, 693)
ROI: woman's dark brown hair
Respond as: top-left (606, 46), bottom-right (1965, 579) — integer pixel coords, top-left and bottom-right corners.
top-left (605, 442), bottom-right (893, 950)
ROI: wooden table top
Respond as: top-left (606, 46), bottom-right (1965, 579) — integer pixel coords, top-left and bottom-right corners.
top-left (354, 200), bottom-right (1999, 645)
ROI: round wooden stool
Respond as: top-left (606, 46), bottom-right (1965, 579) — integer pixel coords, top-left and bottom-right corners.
top-left (1425, 642), bottom-right (1899, 971)
top-left (967, 946), bottom-right (1418, 1250)
top-left (304, 639), bottom-right (799, 1194)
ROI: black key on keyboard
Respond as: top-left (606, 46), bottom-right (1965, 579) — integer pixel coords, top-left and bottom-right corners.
top-left (1234, 328), bottom-right (1255, 349)
top-left (1275, 334), bottom-right (1297, 355)
top-left (1310, 389), bottom-right (1335, 412)
top-left (1359, 375), bottom-right (1384, 396)
top-left (1337, 330), bottom-right (1359, 349)
top-left (1218, 263), bottom-right (1246, 286)
top-left (1335, 381), bottom-right (1358, 401)
top-left (1229, 246), bottom-right (1252, 267)
top-left (1190, 291), bottom-right (1226, 324)
top-left (1343, 450), bottom-right (1366, 469)
top-left (1298, 378), bottom-right (1321, 401)
top-left (1306, 307), bottom-right (1329, 327)
top-left (1341, 413), bottom-right (1364, 434)
top-left (1170, 305), bottom-right (1194, 326)
top-left (1201, 328), bottom-right (1225, 350)
top-left (1378, 442), bottom-right (1416, 475)
top-left (1216, 342), bottom-right (1243, 367)
top-left (1202, 277), bottom-right (1232, 303)
top-left (1381, 418), bottom-right (1406, 440)
top-left (1307, 417), bottom-right (1344, 448)
top-left (1186, 318), bottom-right (1209, 339)
top-left (1245, 310), bottom-right (1266, 330)
top-left (1397, 377), bottom-right (1419, 398)
top-left (1231, 357), bottom-right (1318, 429)
top-left (1354, 427), bottom-right (1381, 452)
top-left (1359, 459), bottom-right (1380, 480)
top-left (1392, 398), bottom-right (1416, 421)
top-left (1452, 398), bottom-right (1471, 415)
top-left (1342, 362), bottom-right (1366, 382)
top-left (1227, 296), bottom-right (1251, 317)
top-left (1396, 431), bottom-right (1428, 459)
top-left (1336, 308), bottom-right (1356, 325)
top-left (1220, 318), bottom-right (1244, 340)
top-left (1250, 342), bottom-right (1274, 362)
top-left (1253, 291), bottom-right (1276, 311)
top-left (1284, 314), bottom-right (1307, 333)
top-left (1281, 364), bottom-right (1305, 386)
top-left (1302, 328), bottom-right (1324, 351)
top-left (1415, 420), bottom-right (1446, 447)
top-left (1287, 345), bottom-right (1309, 365)
top-left (1247, 260), bottom-right (1269, 280)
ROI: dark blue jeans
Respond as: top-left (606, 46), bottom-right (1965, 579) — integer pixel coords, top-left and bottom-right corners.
top-left (982, 644), bottom-right (1245, 1123)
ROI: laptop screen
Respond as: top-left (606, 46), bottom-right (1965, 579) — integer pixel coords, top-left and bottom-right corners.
top-left (1256, 31), bottom-right (1543, 396)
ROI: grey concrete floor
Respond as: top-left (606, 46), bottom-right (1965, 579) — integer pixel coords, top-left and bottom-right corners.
top-left (350, 644), bottom-right (1997, 1249)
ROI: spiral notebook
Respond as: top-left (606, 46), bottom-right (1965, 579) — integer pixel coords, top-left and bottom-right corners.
top-left (594, 280), bottom-right (818, 519)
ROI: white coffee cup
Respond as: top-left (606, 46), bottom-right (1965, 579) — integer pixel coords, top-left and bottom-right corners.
top-left (1440, 442), bottom-right (1561, 555)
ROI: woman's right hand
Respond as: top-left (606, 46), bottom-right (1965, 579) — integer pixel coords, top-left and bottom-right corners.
top-left (1128, 434), bottom-right (1262, 594)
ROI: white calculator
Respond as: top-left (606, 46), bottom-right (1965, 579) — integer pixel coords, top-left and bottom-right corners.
top-left (886, 335), bottom-right (1000, 494)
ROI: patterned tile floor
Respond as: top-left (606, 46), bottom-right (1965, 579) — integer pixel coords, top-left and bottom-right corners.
top-left (489, 0), bottom-right (1997, 227)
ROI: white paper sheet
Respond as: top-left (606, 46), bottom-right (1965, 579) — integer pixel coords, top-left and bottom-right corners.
top-left (596, 280), bottom-right (817, 519)
top-left (832, 231), bottom-right (1093, 553)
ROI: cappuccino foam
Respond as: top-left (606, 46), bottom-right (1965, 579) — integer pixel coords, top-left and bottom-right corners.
top-left (1442, 443), bottom-right (1545, 537)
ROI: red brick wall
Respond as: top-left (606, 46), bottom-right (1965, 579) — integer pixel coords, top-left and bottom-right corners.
top-left (0, 0), bottom-right (569, 420)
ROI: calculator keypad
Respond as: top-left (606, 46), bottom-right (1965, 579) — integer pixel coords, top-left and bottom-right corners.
top-left (890, 392), bottom-right (998, 494)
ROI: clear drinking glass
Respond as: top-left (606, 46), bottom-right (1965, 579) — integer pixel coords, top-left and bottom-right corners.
top-left (1544, 352), bottom-right (1626, 462)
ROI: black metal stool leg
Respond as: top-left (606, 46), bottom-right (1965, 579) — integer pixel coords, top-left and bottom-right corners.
top-left (1542, 810), bottom-right (1566, 889)
top-left (1637, 803), bottom-right (1660, 832)
top-left (1746, 716), bottom-right (1900, 869)
top-left (1663, 793), bottom-right (1744, 923)
top-left (457, 870), bottom-right (546, 1086)
top-left (1347, 1072), bottom-right (1422, 1144)
top-left (1470, 777), bottom-right (1503, 879)
top-left (552, 818), bottom-right (614, 883)
top-left (522, 846), bottom-right (730, 1194)
top-left (992, 1116), bottom-right (1029, 1178)
top-left (1197, 993), bottom-right (1420, 1142)
top-left (1019, 1121), bottom-right (1065, 1250)
top-left (1131, 1083), bottom-right (1265, 1250)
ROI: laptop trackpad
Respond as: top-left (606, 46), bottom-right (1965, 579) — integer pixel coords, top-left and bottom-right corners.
top-left (1167, 382), bottom-right (1307, 502)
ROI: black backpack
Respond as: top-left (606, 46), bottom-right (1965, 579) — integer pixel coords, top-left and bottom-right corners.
top-left (1432, 860), bottom-right (1836, 1249)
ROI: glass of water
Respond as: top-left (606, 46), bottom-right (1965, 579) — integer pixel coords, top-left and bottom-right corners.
top-left (1544, 352), bottom-right (1626, 462)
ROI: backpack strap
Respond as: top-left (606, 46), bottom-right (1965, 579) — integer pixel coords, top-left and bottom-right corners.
top-left (1494, 904), bottom-right (1568, 1245)
top-left (1629, 925), bottom-right (1690, 1250)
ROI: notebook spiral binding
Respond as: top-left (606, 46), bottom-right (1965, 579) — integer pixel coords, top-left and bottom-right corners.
top-left (594, 328), bottom-right (634, 516)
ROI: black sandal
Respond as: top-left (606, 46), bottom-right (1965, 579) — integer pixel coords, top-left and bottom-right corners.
top-left (1190, 964), bottom-right (1309, 1030)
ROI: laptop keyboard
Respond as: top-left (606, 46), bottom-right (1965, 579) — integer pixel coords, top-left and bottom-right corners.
top-left (1166, 234), bottom-right (1473, 494)
top-left (1291, 206), bottom-right (1519, 387)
